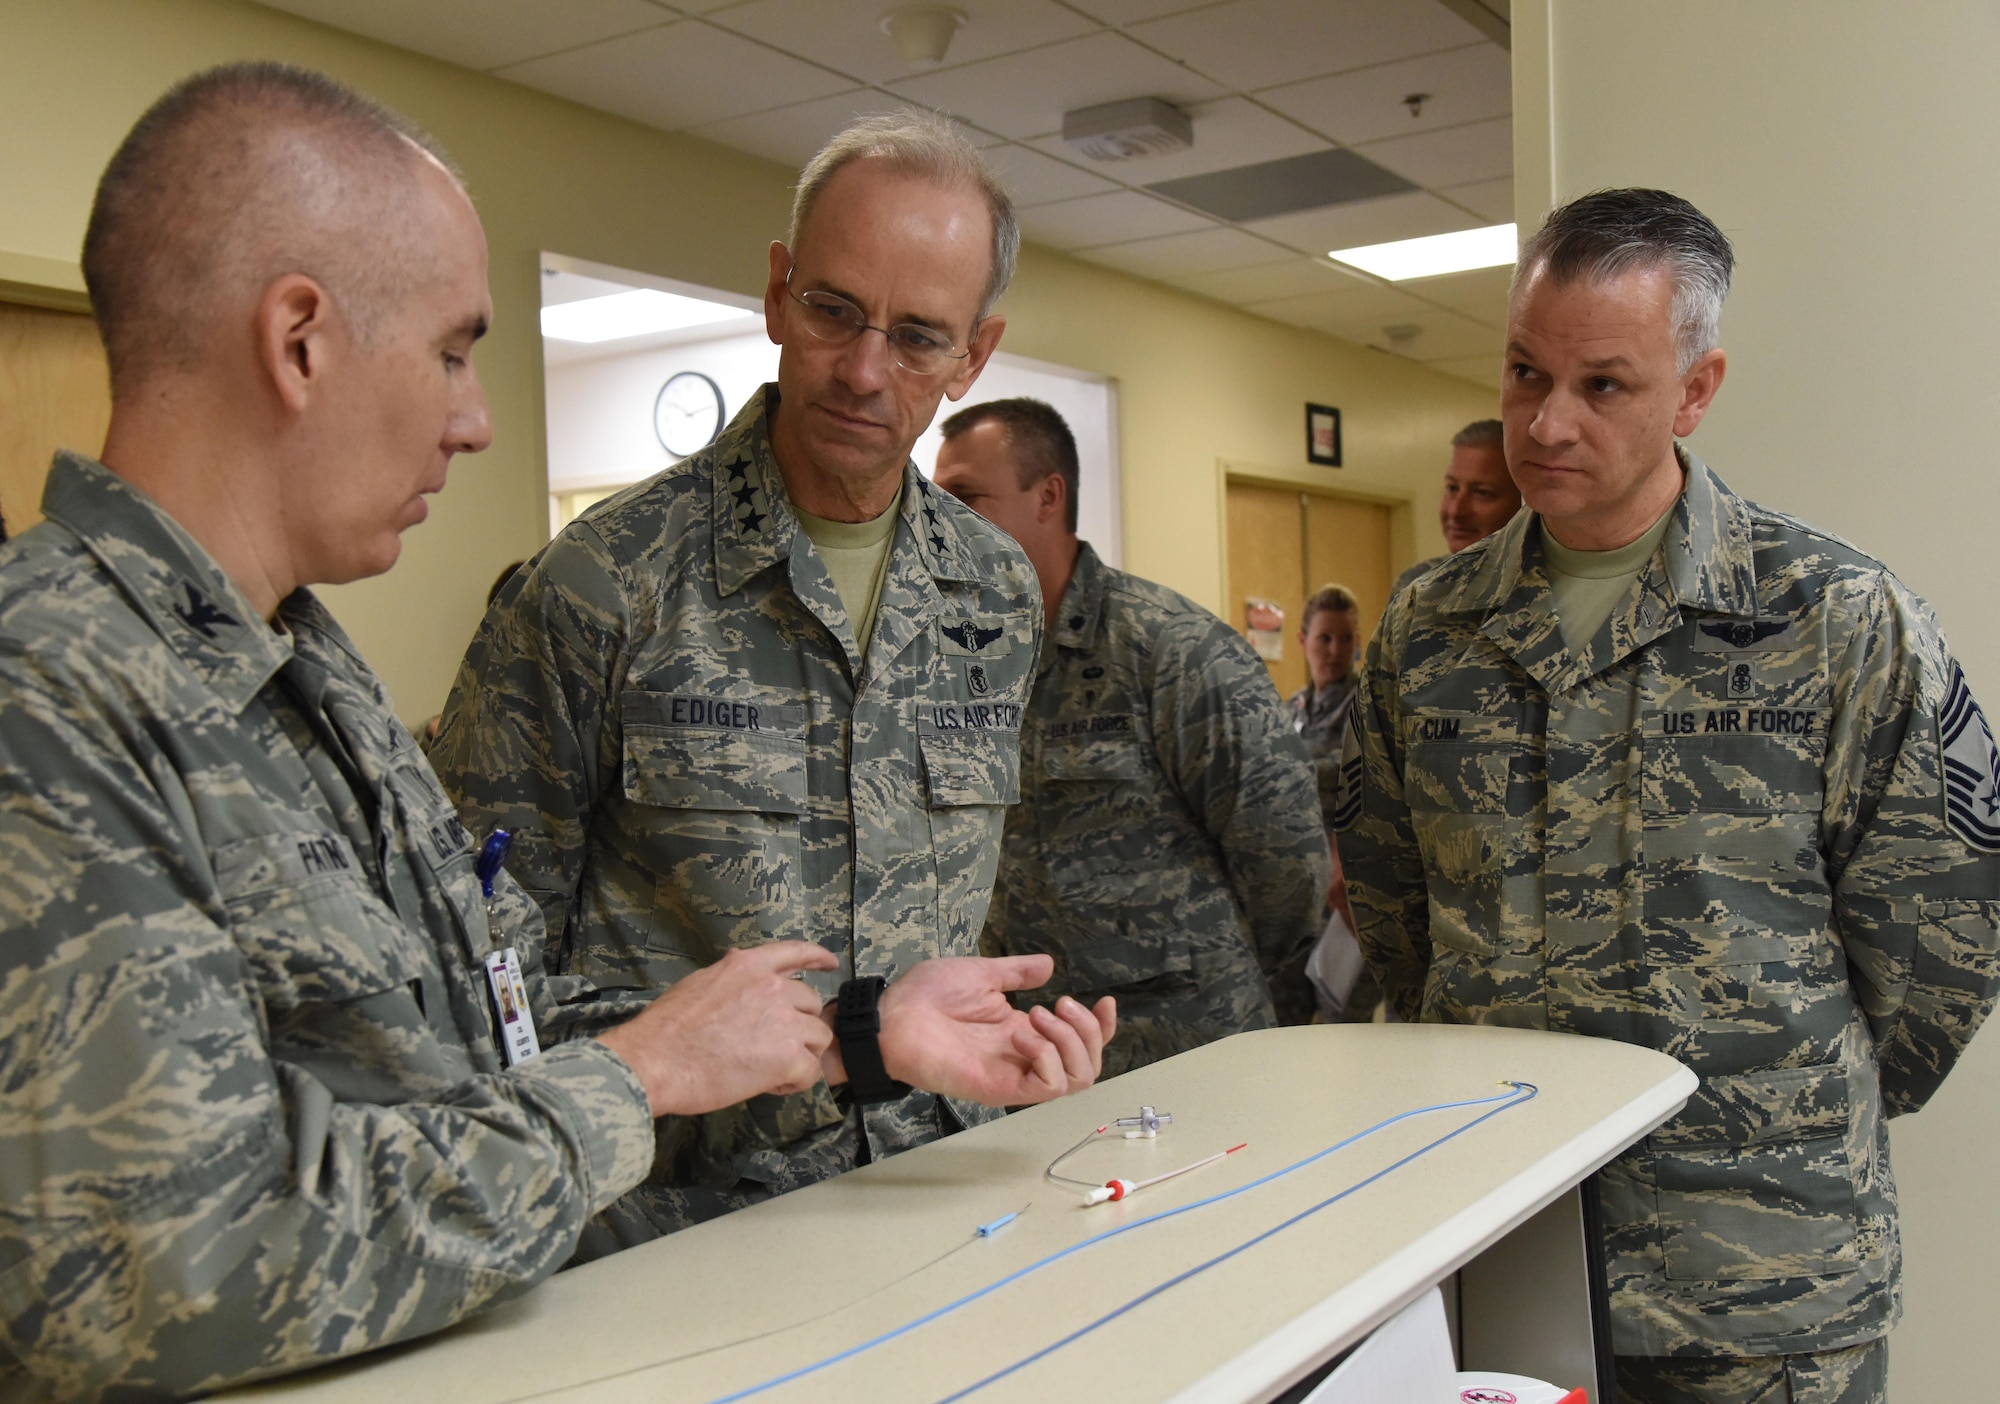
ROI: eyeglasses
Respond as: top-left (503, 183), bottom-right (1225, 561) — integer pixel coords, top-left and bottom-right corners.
top-left (784, 270), bottom-right (973, 377)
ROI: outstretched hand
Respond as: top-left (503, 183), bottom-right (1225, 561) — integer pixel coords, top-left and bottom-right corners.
top-left (866, 955), bottom-right (1116, 1106)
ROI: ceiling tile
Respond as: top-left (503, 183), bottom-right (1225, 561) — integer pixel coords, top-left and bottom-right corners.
top-left (884, 31), bottom-right (1227, 139)
top-left (1063, 0), bottom-right (1231, 22)
top-left (1247, 281), bottom-right (1432, 333)
top-left (1354, 115), bottom-right (1512, 190)
top-left (1023, 96), bottom-right (1327, 184)
top-left (979, 143), bottom-right (1123, 207)
top-left (706, 0), bottom-right (1096, 85)
top-left (1289, 298), bottom-right (1497, 359)
top-left (1172, 257), bottom-right (1374, 305)
top-left (1016, 191), bottom-right (1215, 251)
top-left (252, 0), bottom-right (675, 72)
top-left (689, 91), bottom-right (909, 169)
top-left (497, 20), bottom-right (855, 130)
top-left (1131, 0), bottom-right (1483, 92)
top-left (1426, 352), bottom-right (1503, 389)
top-left (1439, 175), bottom-right (1514, 224)
top-left (1247, 190), bottom-right (1477, 257)
top-left (1075, 226), bottom-right (1293, 281)
top-left (1400, 263), bottom-right (1512, 323)
top-left (1258, 43), bottom-right (1509, 146)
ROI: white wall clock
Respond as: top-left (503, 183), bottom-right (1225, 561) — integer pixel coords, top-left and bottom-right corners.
top-left (654, 370), bottom-right (726, 458)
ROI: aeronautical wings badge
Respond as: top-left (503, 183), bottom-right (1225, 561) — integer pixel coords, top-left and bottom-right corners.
top-left (1940, 661), bottom-right (2000, 851)
top-left (941, 621), bottom-right (1004, 652)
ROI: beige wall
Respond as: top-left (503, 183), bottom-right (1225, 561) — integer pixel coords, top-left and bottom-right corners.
top-left (1515, 2), bottom-right (2000, 1392)
top-left (0, 0), bottom-right (1492, 722)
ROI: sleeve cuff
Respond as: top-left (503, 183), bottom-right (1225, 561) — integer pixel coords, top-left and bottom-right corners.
top-left (506, 1039), bottom-right (654, 1216)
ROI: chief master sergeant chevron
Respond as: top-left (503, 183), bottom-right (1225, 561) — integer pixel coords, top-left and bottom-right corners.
top-left (431, 113), bottom-right (1114, 1251)
top-left (1339, 189), bottom-right (2000, 1404)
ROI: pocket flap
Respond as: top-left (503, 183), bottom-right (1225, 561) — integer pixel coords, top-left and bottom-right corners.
top-left (1651, 1061), bottom-right (1850, 1150)
top-left (214, 834), bottom-right (422, 1010)
top-left (920, 733), bottom-right (1019, 807)
top-left (622, 722), bottom-right (807, 815)
top-left (1041, 732), bottom-right (1148, 781)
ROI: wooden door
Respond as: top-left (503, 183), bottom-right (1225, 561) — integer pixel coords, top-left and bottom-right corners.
top-left (1305, 493), bottom-right (1393, 654)
top-left (0, 301), bottom-right (111, 536)
top-left (1225, 479), bottom-right (1392, 698)
top-left (1225, 481), bottom-right (1308, 697)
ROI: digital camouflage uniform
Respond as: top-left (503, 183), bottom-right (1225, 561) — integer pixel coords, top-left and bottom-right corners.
top-left (1289, 674), bottom-right (1378, 1021)
top-left (0, 456), bottom-right (655, 1401)
top-left (432, 387), bottom-right (1040, 1248)
top-left (1341, 450), bottom-right (2000, 1371)
top-left (979, 543), bottom-right (1328, 1077)
top-left (1289, 673), bottom-right (1361, 833)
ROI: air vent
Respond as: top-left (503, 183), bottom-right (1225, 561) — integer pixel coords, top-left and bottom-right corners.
top-left (1062, 98), bottom-right (1194, 162)
top-left (1145, 148), bottom-right (1417, 223)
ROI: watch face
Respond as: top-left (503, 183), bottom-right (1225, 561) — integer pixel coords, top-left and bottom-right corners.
top-left (654, 371), bottom-right (725, 458)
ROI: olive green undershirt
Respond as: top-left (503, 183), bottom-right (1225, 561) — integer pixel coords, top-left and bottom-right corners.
top-left (1540, 503), bottom-right (1677, 653)
top-left (795, 488), bottom-right (901, 658)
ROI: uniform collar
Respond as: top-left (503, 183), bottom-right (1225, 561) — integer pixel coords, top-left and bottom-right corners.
top-left (1045, 540), bottom-right (1108, 669)
top-left (711, 383), bottom-right (988, 599)
top-left (40, 452), bottom-right (292, 714)
top-left (1435, 446), bottom-right (1760, 692)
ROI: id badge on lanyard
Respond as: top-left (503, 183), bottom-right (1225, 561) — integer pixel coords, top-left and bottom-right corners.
top-left (476, 830), bottom-right (541, 1068)
top-left (484, 946), bottom-right (542, 1067)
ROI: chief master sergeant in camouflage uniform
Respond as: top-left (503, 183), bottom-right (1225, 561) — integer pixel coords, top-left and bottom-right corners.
top-left (0, 67), bottom-right (1110, 1401)
top-left (1341, 189), bottom-right (2000, 1404)
top-left (933, 398), bottom-right (1329, 1076)
top-left (432, 115), bottom-right (1115, 1248)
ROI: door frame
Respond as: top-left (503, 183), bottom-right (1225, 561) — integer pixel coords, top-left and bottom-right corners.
top-left (1213, 457), bottom-right (1418, 639)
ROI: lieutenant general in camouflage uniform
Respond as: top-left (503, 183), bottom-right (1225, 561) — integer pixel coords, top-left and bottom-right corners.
top-left (0, 68), bottom-right (1108, 1400)
top-left (433, 116), bottom-right (1116, 1248)
top-left (1341, 189), bottom-right (2000, 1404)
top-left (933, 398), bottom-right (1329, 1076)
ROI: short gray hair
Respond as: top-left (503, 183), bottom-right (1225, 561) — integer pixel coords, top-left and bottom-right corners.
top-left (790, 110), bottom-right (1019, 319)
top-left (1451, 418), bottom-right (1502, 450)
top-left (1514, 188), bottom-right (1734, 375)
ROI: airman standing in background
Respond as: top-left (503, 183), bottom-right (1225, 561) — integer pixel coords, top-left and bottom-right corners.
top-left (1390, 418), bottom-right (1521, 594)
top-left (935, 397), bottom-right (1329, 1076)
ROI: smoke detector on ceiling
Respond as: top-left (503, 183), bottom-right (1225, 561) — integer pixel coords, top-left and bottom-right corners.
top-left (880, 6), bottom-right (965, 68)
top-left (1062, 98), bottom-right (1194, 162)
top-left (1381, 323), bottom-right (1424, 351)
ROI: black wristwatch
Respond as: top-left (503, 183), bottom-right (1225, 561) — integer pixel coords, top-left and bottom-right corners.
top-left (834, 976), bottom-right (911, 1105)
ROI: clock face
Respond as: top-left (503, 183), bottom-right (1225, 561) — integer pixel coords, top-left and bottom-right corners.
top-left (654, 371), bottom-right (725, 458)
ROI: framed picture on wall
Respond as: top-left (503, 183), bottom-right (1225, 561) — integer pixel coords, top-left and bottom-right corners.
top-left (1306, 403), bottom-right (1342, 466)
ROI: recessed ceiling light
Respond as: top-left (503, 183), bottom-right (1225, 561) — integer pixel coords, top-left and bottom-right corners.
top-left (1328, 223), bottom-right (1518, 281)
top-left (540, 289), bottom-right (755, 344)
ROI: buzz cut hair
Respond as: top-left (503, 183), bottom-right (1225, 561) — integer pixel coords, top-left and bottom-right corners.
top-left (1303, 583), bottom-right (1360, 627)
top-left (939, 397), bottom-right (1080, 534)
top-left (83, 62), bottom-right (461, 393)
top-left (1514, 188), bottom-right (1734, 375)
top-left (1451, 418), bottom-right (1503, 450)
top-left (790, 110), bottom-right (1019, 319)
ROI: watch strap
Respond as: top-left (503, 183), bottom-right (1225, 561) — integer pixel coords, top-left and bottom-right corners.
top-left (834, 977), bottom-right (910, 1105)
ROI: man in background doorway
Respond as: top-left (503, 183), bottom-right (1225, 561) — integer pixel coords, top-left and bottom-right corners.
top-left (1288, 585), bottom-right (1375, 1021)
top-left (934, 397), bottom-right (1328, 1076)
top-left (1390, 418), bottom-right (1520, 594)
top-left (432, 114), bottom-right (1113, 1255)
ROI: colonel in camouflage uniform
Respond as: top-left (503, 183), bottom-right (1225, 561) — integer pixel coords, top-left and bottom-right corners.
top-left (430, 117), bottom-right (1119, 1247)
top-left (1341, 190), bottom-right (2000, 1404)
top-left (933, 399), bottom-right (1329, 1075)
top-left (0, 69), bottom-right (1108, 1400)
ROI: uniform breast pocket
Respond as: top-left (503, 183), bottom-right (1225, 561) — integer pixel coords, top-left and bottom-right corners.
top-left (1649, 1060), bottom-right (1861, 1281)
top-left (1404, 713), bottom-right (1525, 958)
top-left (1642, 721), bottom-right (1828, 967)
top-left (214, 831), bottom-right (454, 1099)
top-left (921, 731), bottom-right (1019, 953)
top-left (623, 714), bottom-right (808, 964)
